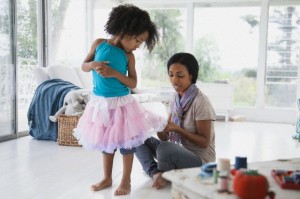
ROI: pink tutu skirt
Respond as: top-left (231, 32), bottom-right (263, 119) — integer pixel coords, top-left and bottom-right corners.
top-left (73, 94), bottom-right (167, 153)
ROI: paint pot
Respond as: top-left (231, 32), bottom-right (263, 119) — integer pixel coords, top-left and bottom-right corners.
top-left (213, 168), bottom-right (219, 184)
top-left (218, 171), bottom-right (229, 191)
top-left (235, 156), bottom-right (247, 170)
top-left (217, 158), bottom-right (231, 173)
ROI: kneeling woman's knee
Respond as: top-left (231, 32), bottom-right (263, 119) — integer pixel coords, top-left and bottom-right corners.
top-left (156, 142), bottom-right (176, 160)
top-left (156, 142), bottom-right (179, 171)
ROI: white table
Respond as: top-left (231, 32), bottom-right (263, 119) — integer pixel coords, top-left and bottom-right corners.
top-left (163, 158), bottom-right (300, 199)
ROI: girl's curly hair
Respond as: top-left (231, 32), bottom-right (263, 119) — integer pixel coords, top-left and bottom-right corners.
top-left (104, 4), bottom-right (159, 52)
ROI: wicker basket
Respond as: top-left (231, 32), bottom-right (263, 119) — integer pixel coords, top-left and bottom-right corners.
top-left (57, 115), bottom-right (81, 147)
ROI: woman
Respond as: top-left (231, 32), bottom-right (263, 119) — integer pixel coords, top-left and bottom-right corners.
top-left (135, 52), bottom-right (216, 189)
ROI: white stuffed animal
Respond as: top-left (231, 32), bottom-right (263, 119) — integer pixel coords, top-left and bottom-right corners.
top-left (49, 89), bottom-right (91, 122)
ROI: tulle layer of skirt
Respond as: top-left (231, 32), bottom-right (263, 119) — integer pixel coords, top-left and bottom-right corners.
top-left (73, 94), bottom-right (167, 153)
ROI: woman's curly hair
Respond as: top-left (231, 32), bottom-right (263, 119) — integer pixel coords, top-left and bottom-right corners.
top-left (104, 4), bottom-right (159, 52)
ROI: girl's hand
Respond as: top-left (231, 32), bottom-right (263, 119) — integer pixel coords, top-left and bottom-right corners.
top-left (91, 61), bottom-right (108, 70)
top-left (94, 61), bottom-right (115, 77)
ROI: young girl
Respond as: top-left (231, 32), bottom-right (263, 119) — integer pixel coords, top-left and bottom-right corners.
top-left (73, 4), bottom-right (166, 196)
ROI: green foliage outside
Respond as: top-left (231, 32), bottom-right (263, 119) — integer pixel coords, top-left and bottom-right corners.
top-left (231, 75), bottom-right (256, 106)
top-left (141, 8), bottom-right (258, 107)
top-left (15, 0), bottom-right (70, 62)
top-left (193, 36), bottom-right (220, 83)
top-left (141, 9), bottom-right (184, 88)
top-left (0, 3), bottom-right (9, 34)
top-left (17, 0), bottom-right (38, 60)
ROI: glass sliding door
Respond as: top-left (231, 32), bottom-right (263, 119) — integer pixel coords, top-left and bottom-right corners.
top-left (16, 0), bottom-right (38, 132)
top-left (265, 5), bottom-right (300, 108)
top-left (0, 0), bottom-right (16, 140)
top-left (139, 8), bottom-right (187, 88)
top-left (48, 0), bottom-right (87, 67)
top-left (193, 5), bottom-right (260, 107)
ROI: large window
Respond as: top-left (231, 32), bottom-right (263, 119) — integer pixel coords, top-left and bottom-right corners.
top-left (44, 0), bottom-right (300, 123)
top-left (48, 0), bottom-right (87, 67)
top-left (93, 2), bottom-right (111, 39)
top-left (2, 0), bottom-right (299, 140)
top-left (137, 8), bottom-right (187, 88)
top-left (193, 6), bottom-right (260, 107)
top-left (0, 0), bottom-right (38, 139)
top-left (0, 0), bottom-right (15, 138)
top-left (265, 5), bottom-right (300, 108)
top-left (17, 0), bottom-right (38, 132)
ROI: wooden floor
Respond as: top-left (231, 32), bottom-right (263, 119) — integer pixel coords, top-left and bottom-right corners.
top-left (0, 121), bottom-right (299, 199)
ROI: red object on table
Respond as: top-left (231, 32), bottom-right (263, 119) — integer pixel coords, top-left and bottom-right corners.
top-left (271, 170), bottom-right (300, 190)
top-left (233, 170), bottom-right (270, 199)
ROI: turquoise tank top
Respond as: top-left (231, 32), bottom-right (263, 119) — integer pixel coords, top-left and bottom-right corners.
top-left (92, 40), bottom-right (130, 97)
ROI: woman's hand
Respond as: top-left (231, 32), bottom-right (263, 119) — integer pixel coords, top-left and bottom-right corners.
top-left (163, 120), bottom-right (212, 148)
top-left (163, 121), bottom-right (179, 133)
top-left (157, 131), bottom-right (170, 141)
top-left (158, 121), bottom-right (180, 141)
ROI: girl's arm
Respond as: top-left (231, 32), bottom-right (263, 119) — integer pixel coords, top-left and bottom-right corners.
top-left (117, 52), bottom-right (137, 88)
top-left (98, 52), bottom-right (137, 89)
top-left (81, 38), bottom-right (105, 72)
top-left (163, 120), bottom-right (212, 148)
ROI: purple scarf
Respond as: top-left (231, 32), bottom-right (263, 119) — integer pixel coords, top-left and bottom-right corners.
top-left (169, 84), bottom-right (199, 144)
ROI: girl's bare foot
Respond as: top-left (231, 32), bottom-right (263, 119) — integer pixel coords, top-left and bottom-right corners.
top-left (152, 172), bottom-right (167, 189)
top-left (91, 178), bottom-right (112, 191)
top-left (114, 179), bottom-right (131, 195)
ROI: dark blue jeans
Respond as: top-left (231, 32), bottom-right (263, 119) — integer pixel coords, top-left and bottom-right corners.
top-left (135, 137), bottom-right (202, 178)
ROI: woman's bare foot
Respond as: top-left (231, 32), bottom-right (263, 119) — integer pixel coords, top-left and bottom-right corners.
top-left (152, 172), bottom-right (167, 189)
top-left (114, 179), bottom-right (131, 196)
top-left (91, 178), bottom-right (112, 191)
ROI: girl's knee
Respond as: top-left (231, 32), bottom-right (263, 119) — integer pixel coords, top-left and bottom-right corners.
top-left (120, 148), bottom-right (136, 155)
